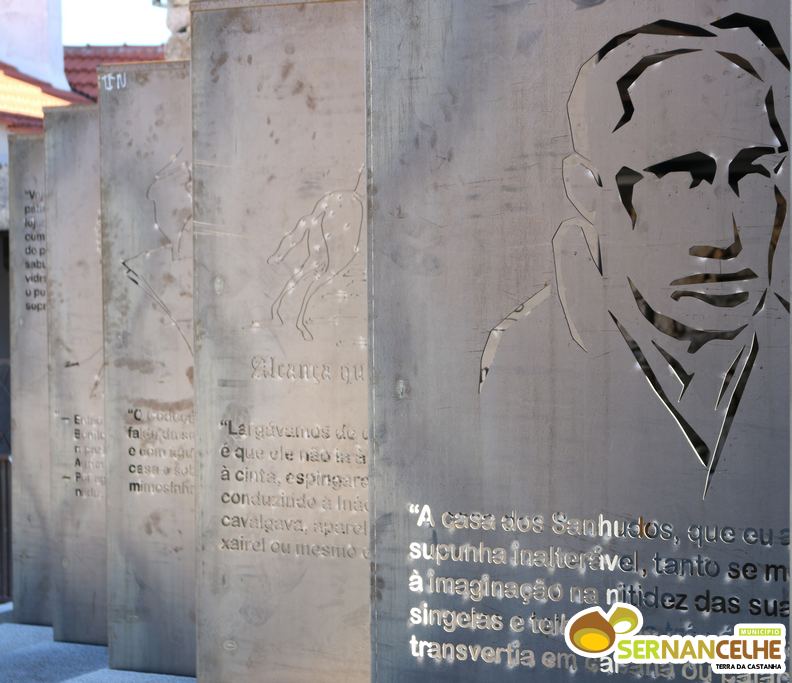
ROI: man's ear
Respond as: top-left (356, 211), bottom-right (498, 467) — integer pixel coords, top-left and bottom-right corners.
top-left (563, 153), bottom-right (601, 225)
top-left (553, 218), bottom-right (606, 353)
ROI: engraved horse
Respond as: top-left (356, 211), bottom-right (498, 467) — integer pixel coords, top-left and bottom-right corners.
top-left (268, 170), bottom-right (364, 341)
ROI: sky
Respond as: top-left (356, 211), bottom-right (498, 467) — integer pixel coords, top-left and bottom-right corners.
top-left (62, 0), bottom-right (170, 46)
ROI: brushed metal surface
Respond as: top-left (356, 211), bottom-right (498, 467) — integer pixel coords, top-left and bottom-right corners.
top-left (191, 0), bottom-right (344, 11)
top-left (45, 105), bottom-right (107, 645)
top-left (368, 2), bottom-right (790, 681)
top-left (99, 62), bottom-right (196, 676)
top-left (8, 134), bottom-right (51, 626)
top-left (192, 2), bottom-right (369, 681)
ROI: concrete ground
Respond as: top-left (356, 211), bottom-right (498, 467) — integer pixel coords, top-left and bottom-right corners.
top-left (0, 604), bottom-right (196, 683)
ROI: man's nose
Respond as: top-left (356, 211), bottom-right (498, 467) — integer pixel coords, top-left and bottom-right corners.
top-left (688, 215), bottom-right (742, 260)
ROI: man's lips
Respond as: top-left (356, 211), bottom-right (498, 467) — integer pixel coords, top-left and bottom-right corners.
top-left (670, 290), bottom-right (750, 308)
top-left (669, 268), bottom-right (758, 286)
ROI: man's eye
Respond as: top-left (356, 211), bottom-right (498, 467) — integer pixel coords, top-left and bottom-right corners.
top-left (768, 153), bottom-right (787, 175)
top-left (727, 146), bottom-right (777, 195)
top-left (644, 152), bottom-right (717, 189)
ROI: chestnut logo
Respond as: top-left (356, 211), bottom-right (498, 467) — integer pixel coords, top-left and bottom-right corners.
top-left (564, 603), bottom-right (643, 657)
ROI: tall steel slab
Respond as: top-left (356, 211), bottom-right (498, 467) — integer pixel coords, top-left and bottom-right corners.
top-left (191, 1), bottom-right (368, 680)
top-left (99, 62), bottom-right (196, 676)
top-left (45, 105), bottom-right (107, 645)
top-left (369, 2), bottom-right (791, 681)
top-left (8, 134), bottom-right (51, 626)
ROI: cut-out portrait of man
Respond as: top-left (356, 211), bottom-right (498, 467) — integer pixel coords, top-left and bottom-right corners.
top-left (481, 14), bottom-right (790, 497)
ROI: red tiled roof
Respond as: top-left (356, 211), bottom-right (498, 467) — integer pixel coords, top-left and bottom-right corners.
top-left (0, 61), bottom-right (88, 126)
top-left (64, 45), bottom-right (166, 100)
top-left (0, 60), bottom-right (86, 101)
top-left (0, 111), bottom-right (44, 133)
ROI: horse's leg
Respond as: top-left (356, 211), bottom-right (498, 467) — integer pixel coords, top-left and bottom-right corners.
top-left (270, 237), bottom-right (317, 323)
top-left (296, 268), bottom-right (335, 341)
top-left (271, 262), bottom-right (312, 324)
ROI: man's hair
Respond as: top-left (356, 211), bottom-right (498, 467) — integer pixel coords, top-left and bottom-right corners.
top-left (568, 13), bottom-right (790, 163)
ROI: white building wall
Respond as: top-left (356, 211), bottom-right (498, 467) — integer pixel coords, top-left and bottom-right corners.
top-left (0, 128), bottom-right (8, 232)
top-left (0, 0), bottom-right (68, 90)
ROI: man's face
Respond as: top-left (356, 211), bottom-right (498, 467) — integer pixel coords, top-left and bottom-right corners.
top-left (594, 51), bottom-right (787, 333)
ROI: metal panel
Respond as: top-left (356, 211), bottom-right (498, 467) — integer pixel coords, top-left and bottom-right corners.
top-left (192, 2), bottom-right (368, 681)
top-left (0, 455), bottom-right (10, 604)
top-left (8, 134), bottom-right (51, 625)
top-left (191, 0), bottom-right (341, 9)
top-left (99, 61), bottom-right (196, 676)
top-left (45, 105), bottom-right (107, 645)
top-left (369, 2), bottom-right (790, 681)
